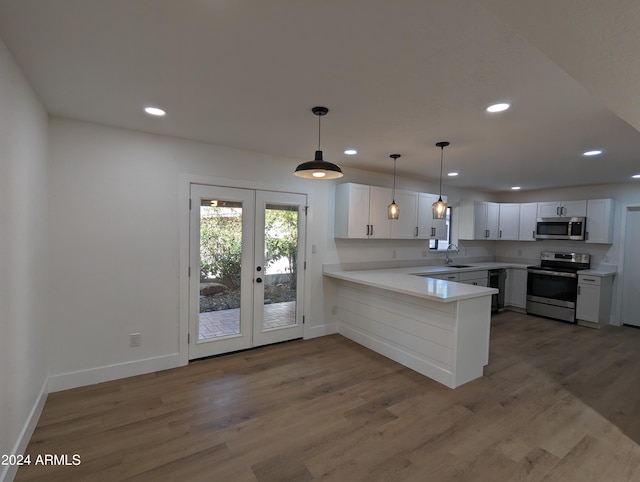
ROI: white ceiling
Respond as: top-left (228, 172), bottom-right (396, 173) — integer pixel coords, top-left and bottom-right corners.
top-left (1, 0), bottom-right (639, 192)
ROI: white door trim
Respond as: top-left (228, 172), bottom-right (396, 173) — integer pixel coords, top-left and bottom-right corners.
top-left (618, 204), bottom-right (640, 327)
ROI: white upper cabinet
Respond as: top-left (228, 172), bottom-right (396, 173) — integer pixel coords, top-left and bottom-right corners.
top-left (537, 200), bottom-right (587, 217)
top-left (335, 183), bottom-right (390, 238)
top-left (390, 189), bottom-right (419, 239)
top-left (518, 203), bottom-right (538, 241)
top-left (498, 203), bottom-right (520, 240)
top-left (417, 193), bottom-right (448, 240)
top-left (458, 201), bottom-right (499, 240)
top-left (585, 198), bottom-right (615, 244)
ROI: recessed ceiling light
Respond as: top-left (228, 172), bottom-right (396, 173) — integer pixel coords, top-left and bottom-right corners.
top-left (344, 149), bottom-right (357, 155)
top-left (632, 174), bottom-right (640, 179)
top-left (448, 172), bottom-right (459, 177)
top-left (486, 103), bottom-right (510, 113)
top-left (583, 150), bottom-right (602, 156)
top-left (511, 186), bottom-right (521, 190)
top-left (144, 106), bottom-right (166, 116)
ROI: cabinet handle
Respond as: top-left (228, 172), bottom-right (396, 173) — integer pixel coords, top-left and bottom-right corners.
top-left (486, 229), bottom-right (490, 238)
top-left (583, 278), bottom-right (596, 282)
top-left (415, 226), bottom-right (418, 237)
top-left (499, 230), bottom-right (502, 238)
top-left (371, 224), bottom-right (374, 236)
top-left (431, 227), bottom-right (435, 237)
top-left (366, 224), bottom-right (370, 236)
top-left (556, 206), bottom-right (560, 216)
top-left (532, 230), bottom-right (535, 239)
top-left (586, 231), bottom-right (589, 240)
top-left (578, 286), bottom-right (581, 295)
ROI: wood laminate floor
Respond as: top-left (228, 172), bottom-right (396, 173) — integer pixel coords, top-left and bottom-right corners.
top-left (16, 312), bottom-right (640, 481)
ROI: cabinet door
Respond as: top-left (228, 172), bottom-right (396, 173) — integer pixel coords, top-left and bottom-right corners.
top-left (537, 202), bottom-right (561, 217)
top-left (473, 202), bottom-right (488, 239)
top-left (563, 200), bottom-right (587, 217)
top-left (416, 193), bottom-right (435, 239)
top-left (498, 203), bottom-right (520, 240)
top-left (335, 183), bottom-right (370, 238)
top-left (391, 189), bottom-right (418, 238)
top-left (518, 203), bottom-right (538, 241)
top-left (585, 199), bottom-right (614, 244)
top-left (505, 269), bottom-right (527, 309)
top-left (368, 186), bottom-right (392, 238)
top-left (576, 283), bottom-right (600, 322)
top-left (486, 202), bottom-right (500, 239)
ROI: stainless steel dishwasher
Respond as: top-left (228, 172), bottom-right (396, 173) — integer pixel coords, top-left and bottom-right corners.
top-left (488, 269), bottom-right (506, 312)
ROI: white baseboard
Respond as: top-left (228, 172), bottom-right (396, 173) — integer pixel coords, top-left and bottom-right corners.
top-left (0, 379), bottom-right (48, 482)
top-left (304, 323), bottom-right (338, 339)
top-left (48, 353), bottom-right (180, 393)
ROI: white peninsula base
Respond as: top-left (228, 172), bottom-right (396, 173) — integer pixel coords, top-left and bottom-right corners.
top-left (324, 267), bottom-right (497, 389)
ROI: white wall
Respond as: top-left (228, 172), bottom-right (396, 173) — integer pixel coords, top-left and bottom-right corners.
top-left (47, 118), bottom-right (335, 389)
top-left (0, 40), bottom-right (49, 482)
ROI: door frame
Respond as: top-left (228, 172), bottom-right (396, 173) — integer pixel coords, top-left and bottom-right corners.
top-left (617, 204), bottom-right (640, 327)
top-left (178, 174), bottom-right (311, 366)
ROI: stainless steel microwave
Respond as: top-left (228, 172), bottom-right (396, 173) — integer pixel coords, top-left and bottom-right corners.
top-left (535, 217), bottom-right (586, 240)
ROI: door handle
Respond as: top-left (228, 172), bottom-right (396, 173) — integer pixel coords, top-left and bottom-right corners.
top-left (256, 277), bottom-right (263, 283)
top-left (256, 266), bottom-right (262, 272)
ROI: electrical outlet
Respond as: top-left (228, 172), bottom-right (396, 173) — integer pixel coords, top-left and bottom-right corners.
top-left (130, 333), bottom-right (141, 347)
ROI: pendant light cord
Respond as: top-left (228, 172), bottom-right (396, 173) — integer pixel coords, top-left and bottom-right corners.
top-left (439, 145), bottom-right (444, 197)
top-left (392, 158), bottom-right (397, 202)
top-left (317, 114), bottom-right (321, 150)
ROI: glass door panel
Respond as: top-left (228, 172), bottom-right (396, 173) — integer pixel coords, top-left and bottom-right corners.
top-left (253, 192), bottom-right (306, 347)
top-left (189, 185), bottom-right (255, 359)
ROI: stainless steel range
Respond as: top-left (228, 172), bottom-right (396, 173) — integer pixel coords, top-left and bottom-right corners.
top-left (526, 251), bottom-right (590, 323)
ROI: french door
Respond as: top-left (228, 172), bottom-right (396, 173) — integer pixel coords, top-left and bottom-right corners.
top-left (189, 184), bottom-right (306, 359)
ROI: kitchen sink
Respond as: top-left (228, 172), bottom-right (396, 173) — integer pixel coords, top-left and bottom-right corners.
top-left (448, 264), bottom-right (472, 268)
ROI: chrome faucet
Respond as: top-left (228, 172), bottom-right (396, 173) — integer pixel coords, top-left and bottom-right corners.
top-left (444, 243), bottom-right (459, 265)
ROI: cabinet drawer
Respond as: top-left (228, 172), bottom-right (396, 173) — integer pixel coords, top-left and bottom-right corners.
top-left (578, 275), bottom-right (601, 286)
top-left (458, 270), bottom-right (488, 282)
top-left (460, 278), bottom-right (488, 287)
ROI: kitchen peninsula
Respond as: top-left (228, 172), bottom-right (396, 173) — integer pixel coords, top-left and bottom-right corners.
top-left (323, 264), bottom-right (502, 388)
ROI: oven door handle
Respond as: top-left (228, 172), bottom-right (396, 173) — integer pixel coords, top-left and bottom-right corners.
top-left (528, 268), bottom-right (577, 278)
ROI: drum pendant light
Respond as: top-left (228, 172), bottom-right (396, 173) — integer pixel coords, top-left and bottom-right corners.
top-left (294, 106), bottom-right (343, 180)
top-left (388, 154), bottom-right (401, 219)
top-left (432, 141), bottom-right (449, 219)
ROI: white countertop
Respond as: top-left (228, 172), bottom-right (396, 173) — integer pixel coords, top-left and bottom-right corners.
top-left (577, 269), bottom-right (617, 277)
top-left (323, 262), bottom-right (530, 303)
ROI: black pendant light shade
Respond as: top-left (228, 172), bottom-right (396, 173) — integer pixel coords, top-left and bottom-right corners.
top-left (388, 154), bottom-right (400, 219)
top-left (432, 141), bottom-right (449, 219)
top-left (294, 106), bottom-right (344, 180)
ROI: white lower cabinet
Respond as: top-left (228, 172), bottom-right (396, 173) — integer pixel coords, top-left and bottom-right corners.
top-left (505, 268), bottom-right (527, 310)
top-left (576, 273), bottom-right (614, 328)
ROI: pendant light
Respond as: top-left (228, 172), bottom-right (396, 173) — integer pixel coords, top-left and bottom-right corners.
top-left (388, 154), bottom-right (401, 219)
top-left (432, 141), bottom-right (449, 219)
top-left (294, 106), bottom-right (344, 180)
